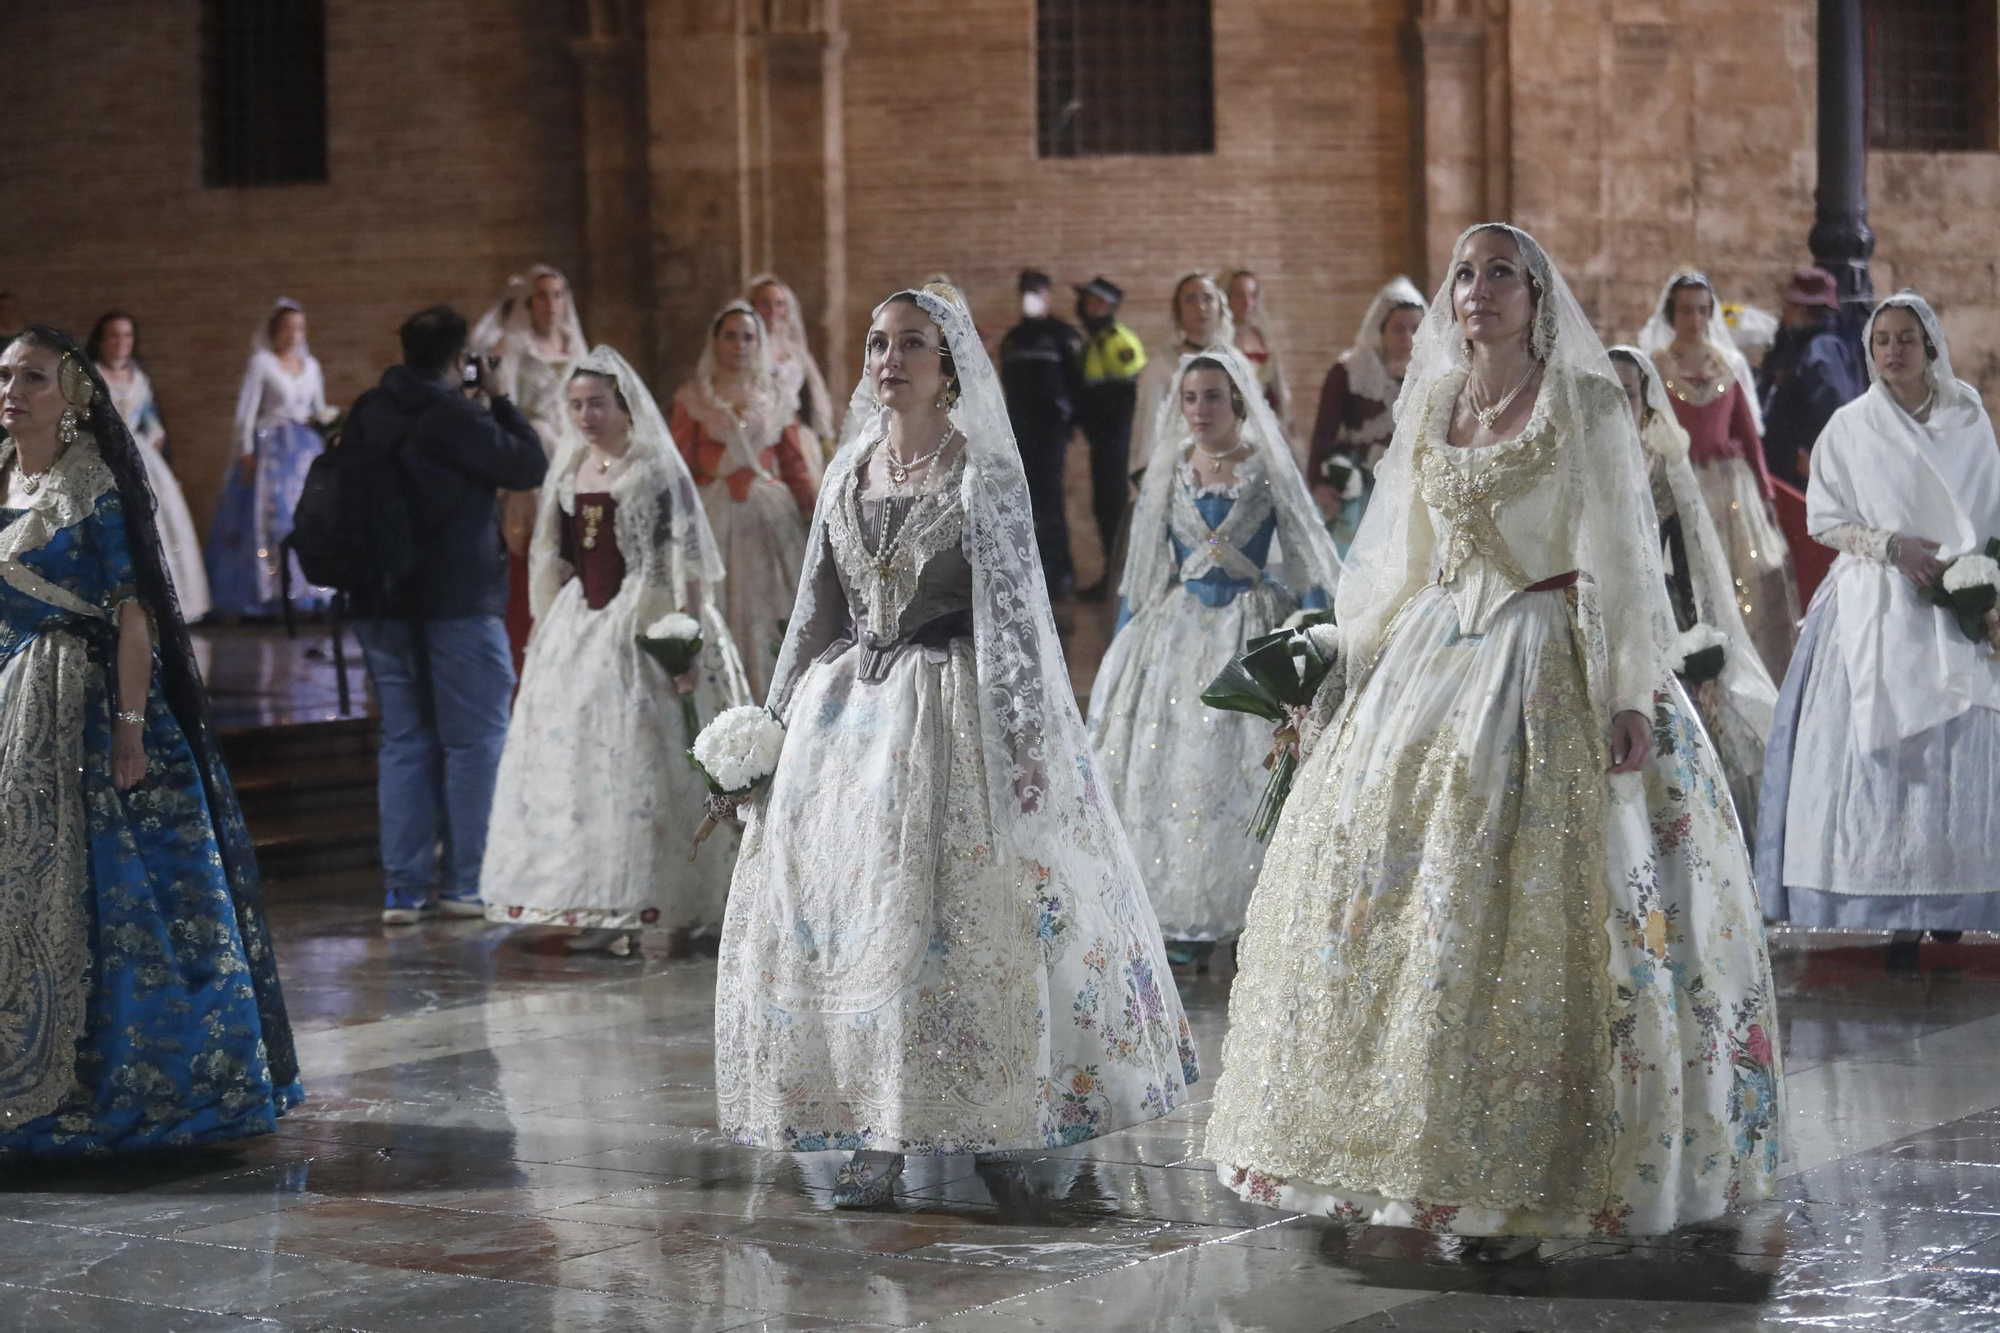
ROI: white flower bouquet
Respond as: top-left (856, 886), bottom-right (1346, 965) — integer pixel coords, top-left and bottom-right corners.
top-left (1924, 541), bottom-right (2000, 647)
top-left (638, 611), bottom-right (704, 739)
top-left (1676, 623), bottom-right (1729, 685)
top-left (688, 705), bottom-right (786, 857)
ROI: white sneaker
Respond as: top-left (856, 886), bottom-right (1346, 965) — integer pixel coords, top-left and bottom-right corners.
top-left (381, 905), bottom-right (432, 925)
top-left (437, 897), bottom-right (488, 919)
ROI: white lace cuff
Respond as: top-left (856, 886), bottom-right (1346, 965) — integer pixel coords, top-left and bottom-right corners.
top-left (1815, 523), bottom-right (1893, 562)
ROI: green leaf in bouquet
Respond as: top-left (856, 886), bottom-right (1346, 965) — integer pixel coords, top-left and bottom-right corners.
top-left (635, 634), bottom-right (703, 678)
top-left (1200, 655), bottom-right (1288, 723)
top-left (1954, 583), bottom-right (1997, 642)
top-left (1677, 644), bottom-right (1727, 686)
top-left (1238, 627), bottom-right (1332, 709)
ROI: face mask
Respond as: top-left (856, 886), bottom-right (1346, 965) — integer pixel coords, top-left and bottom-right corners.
top-left (1021, 291), bottom-right (1049, 319)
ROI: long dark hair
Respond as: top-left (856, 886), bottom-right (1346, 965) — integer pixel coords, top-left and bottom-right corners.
top-left (84, 310), bottom-right (142, 368)
top-left (4, 324), bottom-right (298, 1090)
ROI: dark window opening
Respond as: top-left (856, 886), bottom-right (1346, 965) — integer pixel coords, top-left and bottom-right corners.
top-left (1036, 0), bottom-right (1214, 158)
top-left (203, 0), bottom-right (329, 186)
top-left (1865, 0), bottom-right (1999, 152)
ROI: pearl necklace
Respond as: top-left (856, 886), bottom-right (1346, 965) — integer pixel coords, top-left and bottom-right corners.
top-left (1466, 364), bottom-right (1537, 431)
top-left (1193, 441), bottom-right (1250, 476)
top-left (886, 422), bottom-right (953, 487)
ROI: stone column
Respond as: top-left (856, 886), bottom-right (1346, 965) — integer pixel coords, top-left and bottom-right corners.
top-left (757, 6), bottom-right (848, 392)
top-left (573, 0), bottom-right (655, 380)
top-left (641, 0), bottom-right (847, 390)
top-left (1809, 0), bottom-right (1874, 305)
top-left (1418, 0), bottom-right (1503, 285)
top-left (644, 0), bottom-right (754, 385)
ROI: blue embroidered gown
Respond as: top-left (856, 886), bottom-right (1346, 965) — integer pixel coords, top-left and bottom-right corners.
top-left (1087, 454), bottom-right (1328, 942)
top-left (0, 441), bottom-right (300, 1155)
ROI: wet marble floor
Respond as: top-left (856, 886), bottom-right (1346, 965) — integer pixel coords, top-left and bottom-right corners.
top-left (6, 905), bottom-right (2000, 1330)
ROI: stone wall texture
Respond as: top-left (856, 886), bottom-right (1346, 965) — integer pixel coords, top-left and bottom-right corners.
top-left (2, 0), bottom-right (1996, 544)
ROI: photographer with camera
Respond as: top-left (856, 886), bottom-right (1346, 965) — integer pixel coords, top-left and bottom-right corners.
top-left (341, 305), bottom-right (547, 924)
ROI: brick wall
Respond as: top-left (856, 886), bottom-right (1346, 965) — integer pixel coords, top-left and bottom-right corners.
top-left (13, 0), bottom-right (1999, 557)
top-left (1511, 0), bottom-right (2000, 401)
top-left (835, 0), bottom-right (1419, 425)
top-left (0, 0), bottom-right (584, 532)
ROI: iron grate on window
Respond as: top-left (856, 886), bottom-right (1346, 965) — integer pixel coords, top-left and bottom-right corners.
top-left (1036, 0), bottom-right (1215, 158)
top-left (1865, 0), bottom-right (1999, 152)
top-left (202, 0), bottom-right (329, 187)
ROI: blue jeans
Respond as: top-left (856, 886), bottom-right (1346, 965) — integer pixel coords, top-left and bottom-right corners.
top-left (353, 617), bottom-right (515, 910)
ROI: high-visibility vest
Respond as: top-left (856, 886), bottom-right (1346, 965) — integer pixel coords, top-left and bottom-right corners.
top-left (1082, 323), bottom-right (1147, 385)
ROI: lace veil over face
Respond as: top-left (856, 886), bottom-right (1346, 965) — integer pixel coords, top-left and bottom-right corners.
top-left (528, 344), bottom-right (726, 620)
top-left (1119, 344), bottom-right (1342, 611)
top-left (746, 273), bottom-right (837, 438)
top-left (1335, 224), bottom-right (1677, 707)
top-left (1637, 270), bottom-right (1764, 431)
top-left (471, 265), bottom-right (586, 360)
top-left (677, 302), bottom-right (792, 470)
top-left (252, 298), bottom-right (307, 358)
top-left (773, 281), bottom-right (1160, 869)
top-left (1339, 276), bottom-right (1428, 405)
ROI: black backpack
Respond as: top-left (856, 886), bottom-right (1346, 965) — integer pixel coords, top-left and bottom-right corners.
top-left (286, 392), bottom-right (418, 605)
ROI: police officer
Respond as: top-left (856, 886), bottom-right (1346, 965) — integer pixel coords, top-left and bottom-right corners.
top-left (999, 269), bottom-right (1086, 598)
top-left (1072, 276), bottom-right (1146, 600)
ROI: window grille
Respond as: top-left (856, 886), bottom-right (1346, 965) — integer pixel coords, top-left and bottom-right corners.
top-left (1036, 0), bottom-right (1215, 158)
top-left (1865, 0), bottom-right (1999, 152)
top-left (203, 0), bottom-right (329, 187)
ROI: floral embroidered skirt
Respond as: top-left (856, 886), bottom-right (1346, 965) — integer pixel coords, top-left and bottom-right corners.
top-left (1088, 584), bottom-right (1290, 941)
top-left (482, 590), bottom-right (748, 931)
top-left (702, 478), bottom-right (805, 702)
top-left (1206, 584), bottom-right (1782, 1237)
top-left (716, 639), bottom-right (1199, 1155)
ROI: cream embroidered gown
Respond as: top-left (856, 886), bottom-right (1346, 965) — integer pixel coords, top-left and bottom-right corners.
top-left (715, 443), bottom-right (1199, 1155)
top-left (1206, 366), bottom-right (1783, 1238)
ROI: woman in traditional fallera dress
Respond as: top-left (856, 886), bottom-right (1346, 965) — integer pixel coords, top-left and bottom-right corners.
top-left (0, 327), bottom-right (299, 1155)
top-left (89, 311), bottom-right (210, 622)
top-left (1129, 273), bottom-right (1236, 479)
top-left (714, 283), bottom-right (1198, 1207)
top-left (1205, 226), bottom-right (1781, 1252)
top-left (1308, 277), bottom-right (1426, 555)
top-left (472, 266), bottom-right (589, 665)
top-left (748, 273), bottom-right (837, 483)
top-left (204, 298), bottom-right (332, 617)
top-left (1610, 346), bottom-right (1777, 830)
top-left (1226, 270), bottom-right (1294, 454)
top-left (482, 347), bottom-right (752, 956)
top-left (1087, 347), bottom-right (1341, 959)
top-left (671, 302), bottom-right (818, 699)
top-left (1759, 293), bottom-right (2000, 964)
top-left (1640, 272), bottom-right (1801, 677)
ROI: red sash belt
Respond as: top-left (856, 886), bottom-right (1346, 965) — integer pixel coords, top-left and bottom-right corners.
top-left (1522, 569), bottom-right (1579, 593)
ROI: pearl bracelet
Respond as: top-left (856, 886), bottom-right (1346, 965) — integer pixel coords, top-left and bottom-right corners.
top-left (115, 709), bottom-right (145, 726)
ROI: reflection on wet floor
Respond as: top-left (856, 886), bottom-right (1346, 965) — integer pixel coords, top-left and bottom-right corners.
top-left (4, 899), bottom-right (2000, 1330)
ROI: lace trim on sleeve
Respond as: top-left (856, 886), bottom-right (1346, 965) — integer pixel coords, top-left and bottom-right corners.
top-left (1814, 522), bottom-right (1894, 561)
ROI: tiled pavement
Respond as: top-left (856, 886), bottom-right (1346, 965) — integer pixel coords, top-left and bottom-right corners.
top-left (5, 905), bottom-right (2000, 1331)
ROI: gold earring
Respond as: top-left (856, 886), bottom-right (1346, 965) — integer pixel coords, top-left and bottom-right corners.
top-left (936, 381), bottom-right (960, 411)
top-left (58, 408), bottom-right (80, 447)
